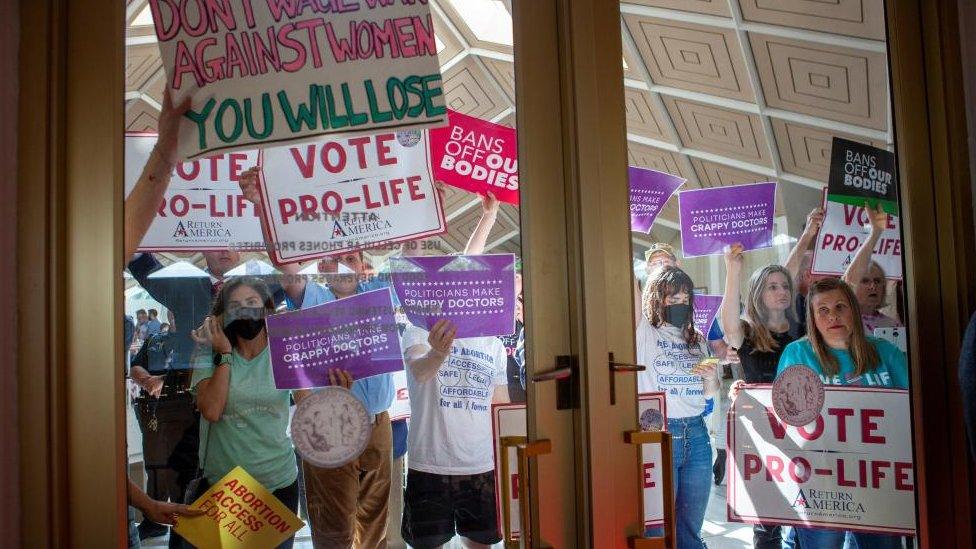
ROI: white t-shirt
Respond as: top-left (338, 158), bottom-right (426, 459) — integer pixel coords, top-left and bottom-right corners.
top-left (401, 324), bottom-right (509, 475)
top-left (636, 317), bottom-right (710, 419)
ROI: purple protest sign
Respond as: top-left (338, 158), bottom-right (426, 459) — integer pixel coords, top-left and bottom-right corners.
top-left (630, 167), bottom-right (685, 233)
top-left (694, 295), bottom-right (723, 336)
top-left (678, 182), bottom-right (777, 257)
top-left (391, 254), bottom-right (516, 338)
top-left (267, 288), bottom-right (403, 390)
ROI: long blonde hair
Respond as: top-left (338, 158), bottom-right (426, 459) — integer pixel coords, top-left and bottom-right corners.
top-left (742, 265), bottom-right (796, 353)
top-left (642, 266), bottom-right (702, 352)
top-left (805, 278), bottom-right (880, 377)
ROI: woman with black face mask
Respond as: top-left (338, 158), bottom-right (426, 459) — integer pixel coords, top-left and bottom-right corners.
top-left (178, 276), bottom-right (352, 549)
top-left (637, 266), bottom-right (719, 548)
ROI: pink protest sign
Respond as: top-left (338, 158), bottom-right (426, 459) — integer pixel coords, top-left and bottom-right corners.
top-left (678, 182), bottom-right (777, 257)
top-left (630, 167), bottom-right (685, 233)
top-left (429, 110), bottom-right (519, 204)
top-left (694, 295), bottom-right (723, 336)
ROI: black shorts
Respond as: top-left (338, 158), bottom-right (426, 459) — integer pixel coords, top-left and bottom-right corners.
top-left (401, 469), bottom-right (501, 548)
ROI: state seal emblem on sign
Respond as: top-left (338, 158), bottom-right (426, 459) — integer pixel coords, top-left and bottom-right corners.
top-left (291, 386), bottom-right (372, 469)
top-left (396, 129), bottom-right (422, 147)
top-left (772, 365), bottom-right (825, 427)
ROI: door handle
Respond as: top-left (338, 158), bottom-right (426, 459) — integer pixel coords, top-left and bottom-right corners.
top-left (516, 439), bottom-right (552, 548)
top-left (531, 355), bottom-right (579, 410)
top-left (609, 352), bottom-right (646, 405)
top-left (624, 430), bottom-right (674, 549)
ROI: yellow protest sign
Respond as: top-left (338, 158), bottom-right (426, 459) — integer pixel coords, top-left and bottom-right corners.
top-left (173, 466), bottom-right (304, 548)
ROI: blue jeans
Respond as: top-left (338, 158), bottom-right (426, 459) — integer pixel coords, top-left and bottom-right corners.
top-left (646, 415), bottom-right (712, 548)
top-left (784, 526), bottom-right (904, 549)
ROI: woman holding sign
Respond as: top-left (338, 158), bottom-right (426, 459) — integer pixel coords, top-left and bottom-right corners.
top-left (637, 266), bottom-right (719, 547)
top-left (776, 278), bottom-right (908, 549)
top-left (842, 203), bottom-right (902, 334)
top-left (720, 244), bottom-right (802, 548)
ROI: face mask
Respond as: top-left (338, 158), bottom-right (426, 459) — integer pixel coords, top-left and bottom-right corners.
top-left (663, 303), bottom-right (691, 327)
top-left (223, 307), bottom-right (267, 342)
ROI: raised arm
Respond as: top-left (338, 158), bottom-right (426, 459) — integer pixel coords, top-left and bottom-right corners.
top-left (405, 320), bottom-right (456, 383)
top-left (720, 243), bottom-right (746, 349)
top-left (123, 90), bottom-right (191, 263)
top-left (463, 192), bottom-right (500, 255)
top-left (784, 207), bottom-right (824, 282)
top-left (842, 202), bottom-right (888, 288)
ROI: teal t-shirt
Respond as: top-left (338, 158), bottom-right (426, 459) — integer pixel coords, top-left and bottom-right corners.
top-left (776, 336), bottom-right (909, 389)
top-left (191, 347), bottom-right (297, 490)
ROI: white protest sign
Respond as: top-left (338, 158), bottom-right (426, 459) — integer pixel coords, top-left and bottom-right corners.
top-left (124, 133), bottom-right (264, 251)
top-left (492, 404), bottom-right (526, 542)
top-left (390, 370), bottom-right (410, 421)
top-left (811, 198), bottom-right (903, 280)
top-left (729, 385), bottom-right (916, 536)
top-left (149, 0), bottom-right (447, 159)
top-left (638, 392), bottom-right (667, 530)
top-left (257, 131), bottom-right (446, 263)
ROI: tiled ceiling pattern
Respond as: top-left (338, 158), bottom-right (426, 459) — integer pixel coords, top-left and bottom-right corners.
top-left (124, 0), bottom-right (892, 264)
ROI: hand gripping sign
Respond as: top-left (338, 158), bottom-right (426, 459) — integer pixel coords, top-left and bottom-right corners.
top-left (678, 182), bottom-right (777, 257)
top-left (257, 131), bottom-right (447, 264)
top-left (125, 133), bottom-right (264, 251)
top-left (728, 385), bottom-right (916, 536)
top-left (429, 110), bottom-right (520, 204)
top-left (812, 194), bottom-right (903, 280)
top-left (149, 0), bottom-right (447, 159)
top-left (391, 254), bottom-right (517, 339)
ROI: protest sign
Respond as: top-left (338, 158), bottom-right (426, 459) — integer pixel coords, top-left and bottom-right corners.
top-left (827, 138), bottom-right (898, 216)
top-left (812, 186), bottom-right (903, 280)
top-left (492, 403), bottom-right (526, 541)
top-left (125, 133), bottom-right (264, 251)
top-left (728, 385), bottom-right (916, 535)
top-left (678, 182), bottom-right (777, 257)
top-left (391, 254), bottom-right (517, 338)
top-left (429, 110), bottom-right (519, 204)
top-left (638, 392), bottom-right (667, 529)
top-left (694, 295), bottom-right (723, 337)
top-left (150, 0), bottom-right (447, 159)
top-left (257, 131), bottom-right (446, 264)
top-left (390, 370), bottom-right (411, 421)
top-left (173, 466), bottom-right (304, 548)
top-left (266, 288), bottom-right (403, 390)
top-left (629, 167), bottom-right (685, 233)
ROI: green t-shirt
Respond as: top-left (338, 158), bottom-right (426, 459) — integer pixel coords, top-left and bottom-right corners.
top-left (192, 347), bottom-right (297, 490)
top-left (776, 336), bottom-right (909, 389)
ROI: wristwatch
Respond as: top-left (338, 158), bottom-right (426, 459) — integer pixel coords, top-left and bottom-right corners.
top-left (213, 352), bottom-right (232, 367)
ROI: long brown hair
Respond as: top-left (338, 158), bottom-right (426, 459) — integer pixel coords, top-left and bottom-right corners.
top-left (805, 278), bottom-right (879, 377)
top-left (742, 265), bottom-right (796, 353)
top-left (211, 276), bottom-right (276, 318)
top-left (642, 266), bottom-right (702, 351)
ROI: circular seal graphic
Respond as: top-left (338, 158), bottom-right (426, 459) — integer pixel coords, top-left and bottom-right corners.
top-left (640, 408), bottom-right (664, 432)
top-left (772, 365), bottom-right (826, 427)
top-left (291, 386), bottom-right (372, 469)
top-left (396, 129), bottom-right (422, 147)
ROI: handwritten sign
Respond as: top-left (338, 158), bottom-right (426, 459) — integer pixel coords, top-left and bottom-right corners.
top-left (173, 466), bottom-right (303, 548)
top-left (629, 167), bottom-right (685, 233)
top-left (729, 386), bottom-right (916, 535)
top-left (429, 110), bottom-right (519, 204)
top-left (267, 288), bottom-right (403, 389)
top-left (812, 192), bottom-right (903, 280)
top-left (678, 182), bottom-right (777, 257)
top-left (257, 131), bottom-right (446, 264)
top-left (125, 133), bottom-right (264, 251)
top-left (391, 254), bottom-right (516, 338)
top-left (151, 0), bottom-right (447, 159)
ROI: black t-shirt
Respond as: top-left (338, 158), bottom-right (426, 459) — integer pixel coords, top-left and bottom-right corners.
top-left (737, 321), bottom-right (800, 384)
top-left (499, 320), bottom-right (526, 404)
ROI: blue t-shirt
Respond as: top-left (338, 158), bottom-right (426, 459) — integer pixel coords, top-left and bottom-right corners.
top-left (776, 336), bottom-right (909, 389)
top-left (299, 280), bottom-right (396, 416)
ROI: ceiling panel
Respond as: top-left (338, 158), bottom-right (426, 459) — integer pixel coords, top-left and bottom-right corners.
top-left (770, 118), bottom-right (888, 181)
top-left (623, 15), bottom-right (755, 102)
top-left (663, 97), bottom-right (773, 167)
top-left (627, 0), bottom-right (732, 17)
top-left (690, 158), bottom-right (767, 188)
top-left (624, 88), bottom-right (675, 143)
top-left (125, 98), bottom-right (160, 132)
top-left (737, 0), bottom-right (886, 41)
top-left (481, 58), bottom-right (516, 104)
top-left (432, 8), bottom-right (465, 63)
top-left (749, 33), bottom-right (888, 131)
top-left (628, 142), bottom-right (694, 181)
top-left (126, 43), bottom-right (163, 93)
top-left (441, 57), bottom-right (509, 120)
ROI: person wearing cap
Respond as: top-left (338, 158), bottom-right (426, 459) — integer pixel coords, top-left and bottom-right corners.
top-left (644, 242), bottom-right (679, 278)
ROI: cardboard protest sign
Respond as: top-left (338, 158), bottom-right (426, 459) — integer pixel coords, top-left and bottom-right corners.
top-left (492, 403), bottom-right (526, 541)
top-left (258, 131), bottom-right (446, 264)
top-left (729, 386), bottom-right (916, 535)
top-left (828, 138), bottom-right (898, 216)
top-left (266, 288), bottom-right (403, 390)
top-left (125, 133), bottom-right (264, 251)
top-left (629, 167), bottom-right (685, 233)
top-left (150, 0), bottom-right (447, 160)
top-left (813, 185), bottom-right (903, 280)
top-left (173, 466), bottom-right (303, 548)
top-left (429, 110), bottom-right (519, 204)
top-left (694, 295), bottom-right (723, 337)
top-left (678, 182), bottom-right (777, 257)
top-left (638, 392), bottom-right (667, 529)
top-left (391, 254), bottom-right (517, 338)
top-left (390, 370), bottom-right (411, 420)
